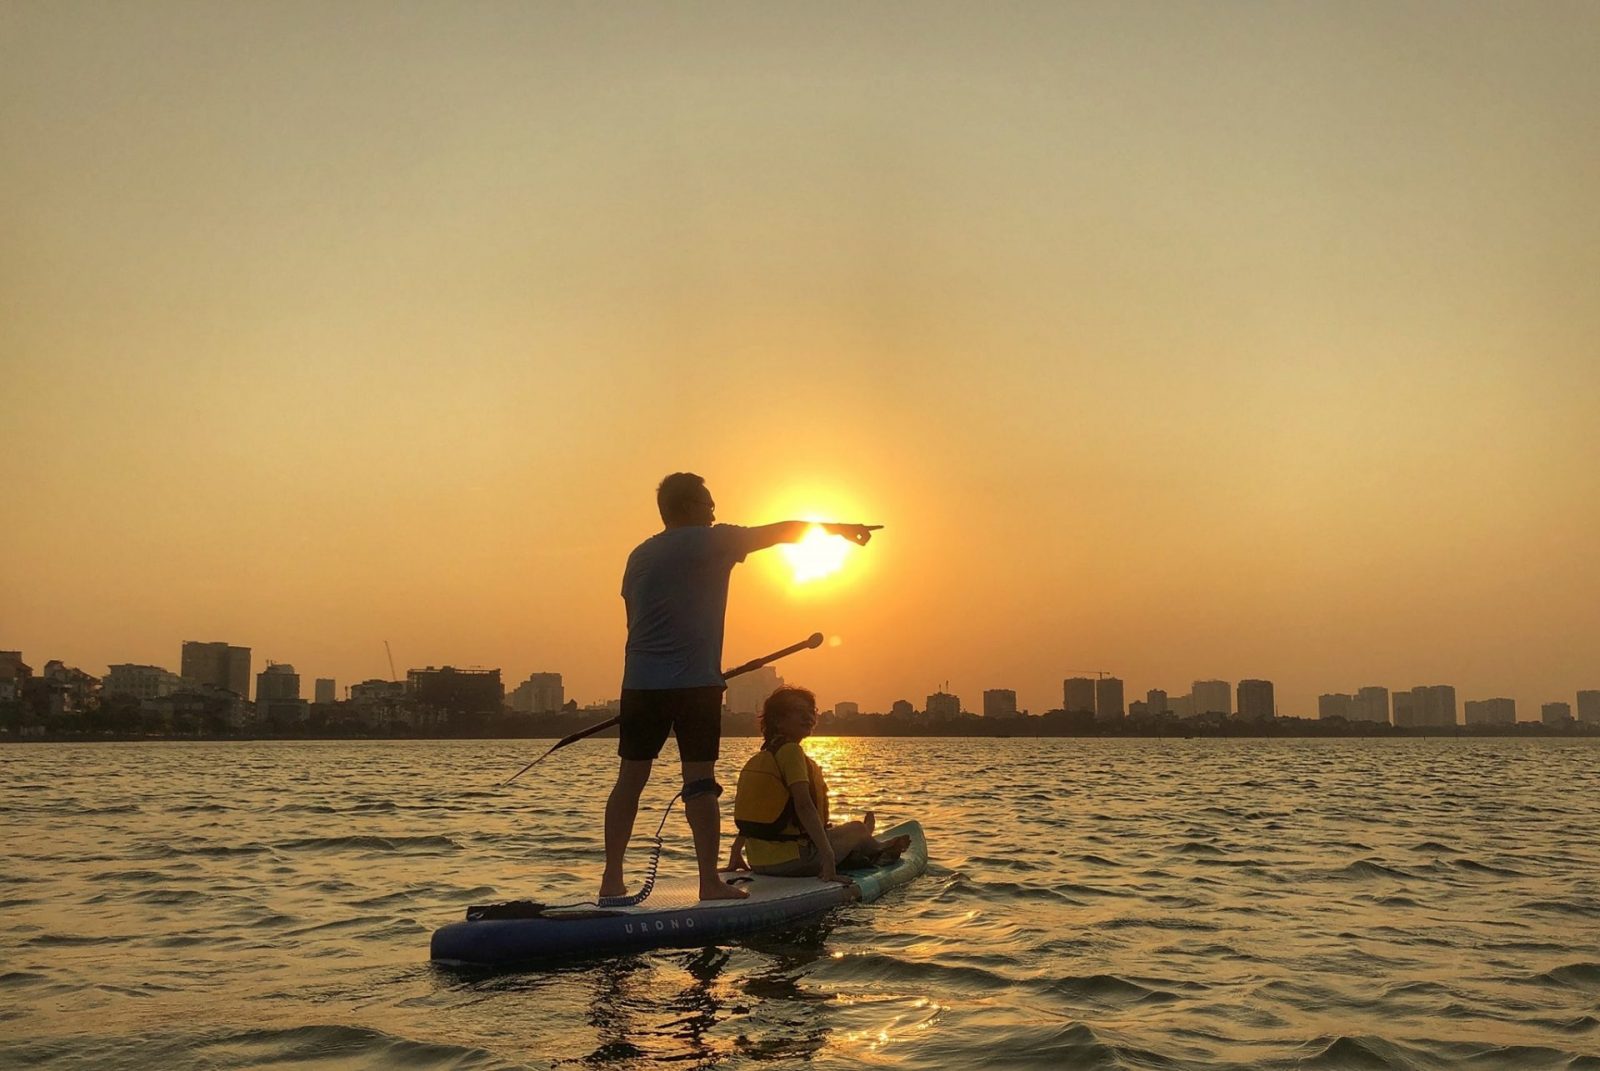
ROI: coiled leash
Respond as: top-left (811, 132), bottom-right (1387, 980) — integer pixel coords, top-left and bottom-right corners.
top-left (468, 779), bottom-right (723, 919)
top-left (597, 777), bottom-right (720, 908)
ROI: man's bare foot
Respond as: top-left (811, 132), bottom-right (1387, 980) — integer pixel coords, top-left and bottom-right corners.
top-left (599, 874), bottom-right (627, 899)
top-left (699, 879), bottom-right (750, 901)
top-left (863, 810), bottom-right (876, 836)
top-left (878, 834), bottom-right (911, 863)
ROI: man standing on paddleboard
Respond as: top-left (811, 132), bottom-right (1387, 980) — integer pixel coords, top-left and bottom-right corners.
top-left (601, 473), bottom-right (879, 902)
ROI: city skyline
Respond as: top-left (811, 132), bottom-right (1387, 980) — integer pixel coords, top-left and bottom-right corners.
top-left (5, 5), bottom-right (1598, 729)
top-left (3, 638), bottom-right (1596, 726)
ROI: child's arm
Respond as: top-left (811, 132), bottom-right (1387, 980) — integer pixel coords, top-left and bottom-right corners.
top-left (723, 834), bottom-right (749, 872)
top-left (790, 784), bottom-right (838, 881)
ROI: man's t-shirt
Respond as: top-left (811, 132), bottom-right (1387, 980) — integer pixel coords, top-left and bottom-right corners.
top-left (621, 524), bottom-right (762, 690)
top-left (743, 741), bottom-right (823, 868)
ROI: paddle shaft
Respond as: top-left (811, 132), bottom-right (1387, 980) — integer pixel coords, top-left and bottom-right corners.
top-left (501, 632), bottom-right (825, 786)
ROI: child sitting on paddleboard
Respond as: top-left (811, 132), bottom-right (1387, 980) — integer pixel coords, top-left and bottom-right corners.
top-left (725, 685), bottom-right (910, 880)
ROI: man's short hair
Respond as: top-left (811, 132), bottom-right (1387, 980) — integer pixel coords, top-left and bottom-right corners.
top-left (656, 472), bottom-right (707, 523)
top-left (760, 686), bottom-right (817, 741)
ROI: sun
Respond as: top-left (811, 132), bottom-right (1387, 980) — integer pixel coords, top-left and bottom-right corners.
top-left (778, 523), bottom-right (852, 583)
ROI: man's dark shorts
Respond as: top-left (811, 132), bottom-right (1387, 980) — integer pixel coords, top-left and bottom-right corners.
top-left (618, 686), bottom-right (724, 763)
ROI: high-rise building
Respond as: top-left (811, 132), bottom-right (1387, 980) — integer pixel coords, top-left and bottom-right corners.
top-left (1193, 680), bottom-right (1231, 717)
top-left (834, 701), bottom-right (859, 717)
top-left (1146, 689), bottom-right (1169, 716)
top-left (1354, 686), bottom-right (1390, 724)
top-left (256, 664), bottom-right (301, 703)
top-left (726, 667), bottom-right (781, 715)
top-left (1542, 701), bottom-right (1573, 726)
top-left (1577, 690), bottom-right (1600, 726)
top-left (407, 666), bottom-right (504, 713)
top-left (350, 679), bottom-right (406, 705)
top-left (510, 672), bottom-right (565, 714)
top-left (1418, 685), bottom-right (1457, 727)
top-left (102, 664), bottom-right (186, 700)
top-left (1319, 693), bottom-right (1353, 720)
top-left (890, 699), bottom-right (914, 719)
top-left (1095, 677), bottom-right (1125, 722)
top-left (1464, 697), bottom-right (1515, 726)
top-left (925, 691), bottom-right (961, 718)
top-left (253, 663), bottom-right (307, 729)
top-left (314, 678), bottom-right (336, 705)
top-left (983, 689), bottom-right (1017, 718)
top-left (1392, 689), bottom-right (1419, 727)
top-left (1391, 686), bottom-right (1456, 728)
top-left (1237, 679), bottom-right (1275, 721)
top-left (181, 641), bottom-right (252, 699)
top-left (1063, 678), bottom-right (1095, 716)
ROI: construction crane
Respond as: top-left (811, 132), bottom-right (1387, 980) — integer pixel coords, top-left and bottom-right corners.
top-left (1067, 670), bottom-right (1114, 679)
top-left (384, 641), bottom-right (398, 683)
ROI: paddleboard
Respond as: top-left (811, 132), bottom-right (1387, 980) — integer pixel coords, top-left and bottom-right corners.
top-left (430, 820), bottom-right (926, 967)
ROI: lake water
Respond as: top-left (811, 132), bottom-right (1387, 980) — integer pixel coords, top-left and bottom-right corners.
top-left (2, 738), bottom-right (1597, 1070)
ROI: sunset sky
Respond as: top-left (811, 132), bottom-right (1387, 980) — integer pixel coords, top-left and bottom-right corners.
top-left (4, 3), bottom-right (1597, 717)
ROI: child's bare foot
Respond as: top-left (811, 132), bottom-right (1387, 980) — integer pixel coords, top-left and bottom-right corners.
top-left (699, 879), bottom-right (750, 901)
top-left (878, 834), bottom-right (911, 863)
top-left (863, 810), bottom-right (876, 836)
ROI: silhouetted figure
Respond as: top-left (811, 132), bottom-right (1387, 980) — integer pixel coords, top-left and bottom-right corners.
top-left (725, 686), bottom-right (909, 879)
top-left (600, 473), bottom-right (879, 902)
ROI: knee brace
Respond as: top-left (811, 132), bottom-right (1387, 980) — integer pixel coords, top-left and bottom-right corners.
top-left (682, 778), bottom-right (723, 802)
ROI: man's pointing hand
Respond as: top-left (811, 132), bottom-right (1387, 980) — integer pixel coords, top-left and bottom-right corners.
top-left (824, 523), bottom-right (883, 546)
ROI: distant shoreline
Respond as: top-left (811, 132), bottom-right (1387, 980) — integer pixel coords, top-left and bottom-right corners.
top-left (6, 725), bottom-right (1598, 744)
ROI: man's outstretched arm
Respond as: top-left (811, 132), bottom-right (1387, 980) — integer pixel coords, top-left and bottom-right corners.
top-left (743, 521), bottom-right (882, 552)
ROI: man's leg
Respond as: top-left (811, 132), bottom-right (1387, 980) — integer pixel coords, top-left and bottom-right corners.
top-left (600, 758), bottom-right (652, 898)
top-left (682, 759), bottom-right (747, 900)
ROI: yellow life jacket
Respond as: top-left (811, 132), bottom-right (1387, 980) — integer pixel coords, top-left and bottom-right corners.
top-left (734, 738), bottom-right (829, 840)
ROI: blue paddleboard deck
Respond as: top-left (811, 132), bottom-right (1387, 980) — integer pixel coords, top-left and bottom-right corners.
top-left (430, 820), bottom-right (927, 967)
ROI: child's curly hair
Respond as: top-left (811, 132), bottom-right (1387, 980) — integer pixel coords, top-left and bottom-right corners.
top-left (759, 686), bottom-right (818, 742)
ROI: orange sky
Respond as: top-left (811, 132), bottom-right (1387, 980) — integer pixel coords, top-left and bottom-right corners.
top-left (4, 4), bottom-right (1597, 716)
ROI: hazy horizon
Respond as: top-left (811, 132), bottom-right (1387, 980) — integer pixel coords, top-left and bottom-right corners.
top-left (5, 3), bottom-right (1598, 718)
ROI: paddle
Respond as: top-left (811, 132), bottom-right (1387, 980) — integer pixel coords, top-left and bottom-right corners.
top-left (501, 632), bottom-right (825, 786)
